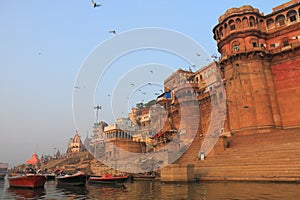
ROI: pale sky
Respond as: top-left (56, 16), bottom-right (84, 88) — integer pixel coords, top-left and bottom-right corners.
top-left (0, 0), bottom-right (288, 167)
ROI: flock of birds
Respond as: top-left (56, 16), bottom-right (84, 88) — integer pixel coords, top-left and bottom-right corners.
top-left (77, 0), bottom-right (219, 112)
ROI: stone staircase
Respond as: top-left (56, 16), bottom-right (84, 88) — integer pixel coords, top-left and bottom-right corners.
top-left (193, 128), bottom-right (300, 181)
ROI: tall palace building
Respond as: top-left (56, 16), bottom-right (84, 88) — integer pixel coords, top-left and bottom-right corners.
top-left (214, 0), bottom-right (300, 134)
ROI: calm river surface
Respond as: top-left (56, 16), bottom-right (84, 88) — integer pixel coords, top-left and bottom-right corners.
top-left (0, 178), bottom-right (300, 200)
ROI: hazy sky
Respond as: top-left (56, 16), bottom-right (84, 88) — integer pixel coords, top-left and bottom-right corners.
top-left (0, 0), bottom-right (287, 167)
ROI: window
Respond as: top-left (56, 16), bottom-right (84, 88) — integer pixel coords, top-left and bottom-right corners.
top-left (252, 42), bottom-right (257, 47)
top-left (229, 20), bottom-right (235, 30)
top-left (283, 40), bottom-right (289, 47)
top-left (266, 18), bottom-right (275, 29)
top-left (279, 20), bottom-right (285, 26)
top-left (276, 14), bottom-right (285, 26)
top-left (290, 15), bottom-right (296, 22)
top-left (287, 10), bottom-right (297, 23)
top-left (249, 16), bottom-right (255, 27)
top-left (234, 45), bottom-right (239, 51)
top-left (270, 43), bottom-right (276, 48)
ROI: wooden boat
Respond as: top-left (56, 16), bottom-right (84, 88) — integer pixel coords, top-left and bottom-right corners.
top-left (45, 173), bottom-right (56, 180)
top-left (36, 169), bottom-right (56, 181)
top-left (0, 174), bottom-right (6, 179)
top-left (132, 173), bottom-right (156, 181)
top-left (8, 173), bottom-right (46, 188)
top-left (88, 174), bottom-right (129, 184)
top-left (0, 162), bottom-right (8, 180)
top-left (56, 171), bottom-right (87, 186)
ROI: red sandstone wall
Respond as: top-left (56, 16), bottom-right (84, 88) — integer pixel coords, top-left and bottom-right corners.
top-left (272, 57), bottom-right (300, 128)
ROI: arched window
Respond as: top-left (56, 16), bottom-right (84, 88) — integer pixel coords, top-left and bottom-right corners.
top-left (287, 10), bottom-right (297, 23)
top-left (224, 23), bottom-right (228, 34)
top-left (215, 30), bottom-right (220, 40)
top-left (275, 14), bottom-right (286, 26)
top-left (249, 16), bottom-right (255, 27)
top-left (236, 18), bottom-right (241, 29)
top-left (219, 26), bottom-right (223, 38)
top-left (282, 37), bottom-right (289, 47)
top-left (232, 40), bottom-right (240, 52)
top-left (242, 17), bottom-right (248, 28)
top-left (250, 38), bottom-right (258, 48)
top-left (229, 19), bottom-right (235, 30)
top-left (267, 18), bottom-right (275, 29)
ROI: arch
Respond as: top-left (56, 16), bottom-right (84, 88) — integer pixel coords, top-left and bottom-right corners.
top-left (236, 18), bottom-right (241, 29)
top-left (229, 19), bottom-right (235, 30)
top-left (282, 37), bottom-right (289, 47)
top-left (242, 17), bottom-right (248, 28)
top-left (224, 23), bottom-right (228, 29)
top-left (258, 18), bottom-right (265, 29)
top-left (266, 18), bottom-right (275, 29)
top-left (250, 37), bottom-right (258, 48)
top-left (249, 16), bottom-right (255, 27)
top-left (275, 14), bottom-right (286, 26)
top-left (224, 23), bottom-right (228, 35)
top-left (215, 29), bottom-right (220, 40)
top-left (231, 40), bottom-right (240, 52)
top-left (287, 10), bottom-right (297, 23)
top-left (219, 26), bottom-right (223, 38)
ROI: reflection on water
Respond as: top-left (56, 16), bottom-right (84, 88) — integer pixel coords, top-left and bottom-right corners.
top-left (7, 187), bottom-right (45, 199)
top-left (1, 178), bottom-right (300, 200)
top-left (88, 183), bottom-right (128, 199)
top-left (56, 184), bottom-right (88, 198)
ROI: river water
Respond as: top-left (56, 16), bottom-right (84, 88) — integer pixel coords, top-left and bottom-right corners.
top-left (0, 178), bottom-right (299, 200)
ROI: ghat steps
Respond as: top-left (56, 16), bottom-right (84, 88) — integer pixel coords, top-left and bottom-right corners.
top-left (178, 128), bottom-right (300, 181)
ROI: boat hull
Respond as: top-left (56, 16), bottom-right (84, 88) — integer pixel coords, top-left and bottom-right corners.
top-left (45, 173), bottom-right (56, 181)
top-left (56, 172), bottom-right (87, 186)
top-left (88, 175), bottom-right (129, 184)
top-left (0, 173), bottom-right (6, 179)
top-left (8, 174), bottom-right (46, 189)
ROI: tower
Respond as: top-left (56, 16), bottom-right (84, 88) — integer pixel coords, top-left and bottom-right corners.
top-left (212, 4), bottom-right (290, 135)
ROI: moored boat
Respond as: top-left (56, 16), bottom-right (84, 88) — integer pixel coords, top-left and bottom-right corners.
top-left (8, 173), bottom-right (46, 188)
top-left (0, 162), bottom-right (8, 180)
top-left (88, 174), bottom-right (129, 184)
top-left (56, 171), bottom-right (87, 186)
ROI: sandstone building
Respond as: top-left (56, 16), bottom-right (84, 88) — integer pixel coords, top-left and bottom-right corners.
top-left (160, 0), bottom-right (300, 181)
top-left (214, 0), bottom-right (300, 134)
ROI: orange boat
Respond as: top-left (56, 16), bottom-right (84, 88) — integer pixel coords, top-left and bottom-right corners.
top-left (8, 174), bottom-right (46, 188)
top-left (8, 168), bottom-right (46, 189)
top-left (88, 174), bottom-right (129, 184)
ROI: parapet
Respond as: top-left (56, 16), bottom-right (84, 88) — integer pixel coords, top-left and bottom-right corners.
top-left (218, 5), bottom-right (260, 23)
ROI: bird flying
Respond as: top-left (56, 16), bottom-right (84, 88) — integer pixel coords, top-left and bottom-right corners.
top-left (109, 30), bottom-right (117, 35)
top-left (91, 0), bottom-right (101, 8)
